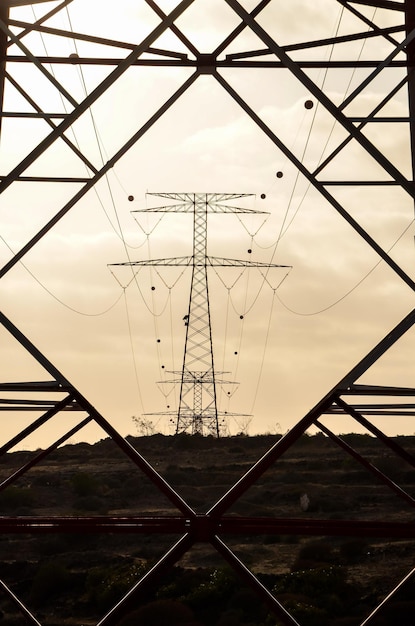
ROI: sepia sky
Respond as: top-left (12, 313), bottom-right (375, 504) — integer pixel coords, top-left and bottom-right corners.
top-left (1, 0), bottom-right (415, 448)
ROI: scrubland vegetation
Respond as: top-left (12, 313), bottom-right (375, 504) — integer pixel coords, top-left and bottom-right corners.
top-left (0, 432), bottom-right (414, 624)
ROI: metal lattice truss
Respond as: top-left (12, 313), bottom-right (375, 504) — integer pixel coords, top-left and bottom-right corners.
top-left (1, 0), bottom-right (415, 624)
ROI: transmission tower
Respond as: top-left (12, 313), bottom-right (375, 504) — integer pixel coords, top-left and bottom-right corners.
top-left (3, 2), bottom-right (415, 625)
top-left (112, 192), bottom-right (289, 437)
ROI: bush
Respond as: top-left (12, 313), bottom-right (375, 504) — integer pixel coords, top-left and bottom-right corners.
top-left (119, 599), bottom-right (199, 625)
top-left (85, 561), bottom-right (145, 611)
top-left (339, 539), bottom-right (370, 563)
top-left (73, 495), bottom-right (107, 512)
top-left (30, 562), bottom-right (73, 605)
top-left (70, 471), bottom-right (98, 497)
top-left (292, 540), bottom-right (336, 571)
top-left (0, 486), bottom-right (34, 512)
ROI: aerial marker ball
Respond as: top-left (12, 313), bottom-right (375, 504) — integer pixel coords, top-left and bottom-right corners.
top-left (260, 193), bottom-right (266, 199)
top-left (157, 339), bottom-right (160, 343)
top-left (248, 249), bottom-right (252, 254)
top-left (167, 405), bottom-right (170, 408)
top-left (151, 286), bottom-right (155, 290)
top-left (128, 195), bottom-right (134, 201)
top-left (234, 351), bottom-right (238, 355)
top-left (161, 365), bottom-right (165, 369)
top-left (240, 315), bottom-right (244, 320)
top-left (304, 100), bottom-right (314, 109)
top-left (276, 171), bottom-right (283, 178)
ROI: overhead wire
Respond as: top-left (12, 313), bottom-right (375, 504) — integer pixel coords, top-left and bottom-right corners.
top-left (276, 216), bottom-right (415, 316)
top-left (271, 5), bottom-right (412, 318)
top-left (1, 235), bottom-right (125, 316)
top-left (28, 4), bottom-right (152, 412)
top-left (5, 5), bottom-right (128, 317)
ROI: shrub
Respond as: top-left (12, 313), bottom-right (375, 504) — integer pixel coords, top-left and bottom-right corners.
top-left (119, 599), bottom-right (198, 625)
top-left (0, 486), bottom-right (34, 512)
top-left (70, 471), bottom-right (98, 497)
top-left (30, 562), bottom-right (73, 605)
top-left (73, 495), bottom-right (107, 513)
top-left (291, 540), bottom-right (336, 571)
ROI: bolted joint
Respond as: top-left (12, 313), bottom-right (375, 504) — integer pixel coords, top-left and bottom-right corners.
top-left (197, 54), bottom-right (217, 74)
top-left (188, 514), bottom-right (220, 542)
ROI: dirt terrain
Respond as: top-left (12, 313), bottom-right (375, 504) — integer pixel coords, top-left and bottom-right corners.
top-left (0, 432), bottom-right (414, 625)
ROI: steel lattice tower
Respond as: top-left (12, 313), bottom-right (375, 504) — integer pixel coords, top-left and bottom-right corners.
top-left (112, 192), bottom-right (288, 437)
top-left (2, 2), bottom-right (415, 625)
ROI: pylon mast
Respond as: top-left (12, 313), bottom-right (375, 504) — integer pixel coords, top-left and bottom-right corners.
top-left (112, 192), bottom-right (289, 436)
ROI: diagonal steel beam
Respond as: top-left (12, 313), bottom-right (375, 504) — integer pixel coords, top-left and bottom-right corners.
top-left (224, 0), bottom-right (415, 198)
top-left (5, 71), bottom-right (98, 174)
top-left (314, 418), bottom-right (415, 507)
top-left (209, 306), bottom-right (415, 517)
top-left (212, 535), bottom-right (301, 626)
top-left (334, 396), bottom-right (415, 468)
top-left (96, 533), bottom-right (195, 626)
top-left (0, 1), bottom-right (8, 138)
top-left (0, 70), bottom-right (200, 278)
top-left (213, 71), bottom-right (415, 293)
top-left (0, 311), bottom-right (196, 518)
top-left (0, 0), bottom-right (196, 193)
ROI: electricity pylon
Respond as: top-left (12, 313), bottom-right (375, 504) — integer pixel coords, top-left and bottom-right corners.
top-left (112, 192), bottom-right (289, 436)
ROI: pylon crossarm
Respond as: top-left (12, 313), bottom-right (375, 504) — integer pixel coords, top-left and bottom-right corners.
top-left (207, 256), bottom-right (291, 268)
top-left (109, 256), bottom-right (193, 267)
top-left (7, 18), bottom-right (144, 54)
top-left (0, 514), bottom-right (414, 538)
top-left (342, 383), bottom-right (415, 395)
top-left (228, 24), bottom-right (404, 60)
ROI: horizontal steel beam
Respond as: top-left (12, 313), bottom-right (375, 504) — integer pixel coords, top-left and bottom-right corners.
top-left (0, 515), bottom-right (414, 538)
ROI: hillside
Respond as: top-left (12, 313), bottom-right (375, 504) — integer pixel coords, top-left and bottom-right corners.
top-left (0, 433), bottom-right (414, 625)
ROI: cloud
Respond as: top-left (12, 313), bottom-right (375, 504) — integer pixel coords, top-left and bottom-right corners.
top-left (1, 0), bottom-right (414, 446)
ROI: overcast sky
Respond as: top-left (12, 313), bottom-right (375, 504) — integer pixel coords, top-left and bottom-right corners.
top-left (1, 0), bottom-right (415, 448)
